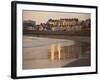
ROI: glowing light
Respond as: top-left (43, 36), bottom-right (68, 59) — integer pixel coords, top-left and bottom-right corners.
top-left (57, 44), bottom-right (61, 61)
top-left (50, 44), bottom-right (55, 63)
top-left (50, 44), bottom-right (62, 63)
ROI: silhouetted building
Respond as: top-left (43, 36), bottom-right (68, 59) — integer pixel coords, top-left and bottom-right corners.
top-left (23, 20), bottom-right (36, 30)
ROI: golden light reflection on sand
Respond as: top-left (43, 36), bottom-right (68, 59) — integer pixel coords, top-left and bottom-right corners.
top-left (51, 44), bottom-right (55, 63)
top-left (50, 44), bottom-right (61, 63)
top-left (58, 44), bottom-right (61, 62)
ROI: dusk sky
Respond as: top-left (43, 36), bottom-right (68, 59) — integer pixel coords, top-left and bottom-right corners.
top-left (23, 10), bottom-right (90, 25)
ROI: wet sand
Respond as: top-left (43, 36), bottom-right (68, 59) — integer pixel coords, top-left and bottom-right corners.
top-left (23, 35), bottom-right (90, 69)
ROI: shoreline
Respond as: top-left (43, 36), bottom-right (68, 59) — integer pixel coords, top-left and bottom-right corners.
top-left (23, 34), bottom-right (90, 43)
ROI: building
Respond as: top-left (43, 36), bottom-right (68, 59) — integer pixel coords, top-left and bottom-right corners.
top-left (23, 20), bottom-right (36, 30)
top-left (23, 18), bottom-right (90, 32)
top-left (47, 18), bottom-right (81, 31)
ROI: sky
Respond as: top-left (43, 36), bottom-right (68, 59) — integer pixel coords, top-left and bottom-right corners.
top-left (23, 10), bottom-right (90, 25)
